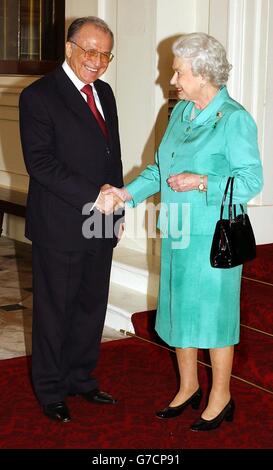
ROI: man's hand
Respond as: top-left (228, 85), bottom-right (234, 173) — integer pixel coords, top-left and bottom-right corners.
top-left (95, 184), bottom-right (124, 215)
top-left (101, 184), bottom-right (132, 202)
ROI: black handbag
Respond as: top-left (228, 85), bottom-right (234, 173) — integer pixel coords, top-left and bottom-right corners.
top-left (210, 176), bottom-right (256, 268)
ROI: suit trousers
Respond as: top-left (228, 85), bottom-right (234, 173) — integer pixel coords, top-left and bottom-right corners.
top-left (31, 239), bottom-right (114, 406)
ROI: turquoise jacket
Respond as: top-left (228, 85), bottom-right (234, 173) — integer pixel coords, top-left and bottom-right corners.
top-left (127, 86), bottom-right (263, 238)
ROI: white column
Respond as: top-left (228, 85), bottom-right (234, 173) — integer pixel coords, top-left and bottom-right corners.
top-left (225, 0), bottom-right (273, 242)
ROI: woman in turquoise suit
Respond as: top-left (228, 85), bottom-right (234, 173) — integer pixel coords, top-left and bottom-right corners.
top-left (104, 33), bottom-right (263, 431)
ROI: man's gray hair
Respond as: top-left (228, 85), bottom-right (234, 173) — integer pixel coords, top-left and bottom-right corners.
top-left (67, 16), bottom-right (114, 49)
top-left (172, 32), bottom-right (232, 87)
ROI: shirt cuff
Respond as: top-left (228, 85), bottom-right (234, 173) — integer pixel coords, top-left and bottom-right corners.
top-left (91, 191), bottom-right (101, 212)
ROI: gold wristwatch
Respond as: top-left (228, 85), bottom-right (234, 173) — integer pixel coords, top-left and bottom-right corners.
top-left (198, 175), bottom-right (206, 192)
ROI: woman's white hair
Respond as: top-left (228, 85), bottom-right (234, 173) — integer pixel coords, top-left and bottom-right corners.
top-left (172, 32), bottom-right (232, 87)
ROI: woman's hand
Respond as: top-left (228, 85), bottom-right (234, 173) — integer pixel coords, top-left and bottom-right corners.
top-left (101, 184), bottom-right (132, 202)
top-left (167, 173), bottom-right (207, 192)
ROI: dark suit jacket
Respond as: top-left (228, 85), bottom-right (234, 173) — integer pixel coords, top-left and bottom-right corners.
top-left (19, 66), bottom-right (124, 251)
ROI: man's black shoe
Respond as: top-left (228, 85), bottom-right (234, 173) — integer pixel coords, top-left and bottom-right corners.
top-left (43, 401), bottom-right (71, 422)
top-left (69, 389), bottom-right (117, 404)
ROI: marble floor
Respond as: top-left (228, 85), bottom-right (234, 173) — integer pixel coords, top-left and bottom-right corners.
top-left (0, 237), bottom-right (125, 360)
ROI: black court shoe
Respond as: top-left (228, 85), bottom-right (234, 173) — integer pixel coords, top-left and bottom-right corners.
top-left (190, 398), bottom-right (235, 431)
top-left (156, 387), bottom-right (202, 419)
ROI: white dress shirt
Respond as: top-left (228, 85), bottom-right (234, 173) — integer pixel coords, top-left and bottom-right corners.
top-left (62, 61), bottom-right (105, 118)
top-left (62, 60), bottom-right (105, 209)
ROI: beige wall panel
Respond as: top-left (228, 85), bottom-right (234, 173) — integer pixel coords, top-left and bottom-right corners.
top-left (208, 0), bottom-right (229, 47)
top-left (194, 0), bottom-right (210, 31)
top-left (0, 171), bottom-right (28, 190)
top-left (115, 0), bottom-right (157, 251)
top-left (2, 215), bottom-right (30, 244)
top-left (0, 76), bottom-right (39, 193)
top-left (0, 120), bottom-right (26, 174)
top-left (65, 0), bottom-right (98, 23)
top-left (96, 0), bottom-right (118, 92)
top-left (116, 0), bottom-right (157, 179)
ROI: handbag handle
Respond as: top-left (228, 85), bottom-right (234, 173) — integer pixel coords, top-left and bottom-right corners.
top-left (220, 177), bottom-right (232, 219)
top-left (220, 176), bottom-right (245, 223)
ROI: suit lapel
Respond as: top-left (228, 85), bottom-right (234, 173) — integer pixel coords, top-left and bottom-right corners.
top-left (53, 67), bottom-right (107, 139)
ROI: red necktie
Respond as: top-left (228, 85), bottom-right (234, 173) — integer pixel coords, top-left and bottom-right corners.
top-left (81, 84), bottom-right (108, 139)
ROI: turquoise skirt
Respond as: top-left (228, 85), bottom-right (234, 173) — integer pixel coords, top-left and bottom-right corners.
top-left (155, 234), bottom-right (242, 348)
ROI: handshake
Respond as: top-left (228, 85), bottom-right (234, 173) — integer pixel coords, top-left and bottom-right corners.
top-left (94, 184), bottom-right (132, 215)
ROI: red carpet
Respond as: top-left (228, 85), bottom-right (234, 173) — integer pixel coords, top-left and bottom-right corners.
top-left (240, 278), bottom-right (273, 333)
top-left (0, 338), bottom-right (272, 449)
top-left (243, 244), bottom-right (273, 284)
top-left (0, 244), bottom-right (272, 450)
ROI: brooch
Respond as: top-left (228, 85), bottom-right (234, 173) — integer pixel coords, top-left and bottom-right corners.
top-left (213, 111), bottom-right (223, 129)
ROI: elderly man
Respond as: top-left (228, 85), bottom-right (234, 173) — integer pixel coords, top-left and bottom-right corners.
top-left (19, 16), bottom-right (124, 422)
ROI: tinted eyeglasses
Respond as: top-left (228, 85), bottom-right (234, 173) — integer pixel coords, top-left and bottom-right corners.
top-left (70, 40), bottom-right (114, 64)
